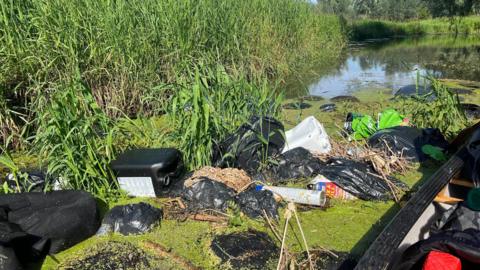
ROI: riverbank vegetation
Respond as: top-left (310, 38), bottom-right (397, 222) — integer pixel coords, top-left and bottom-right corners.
top-left (351, 16), bottom-right (480, 40)
top-left (0, 0), bottom-right (346, 197)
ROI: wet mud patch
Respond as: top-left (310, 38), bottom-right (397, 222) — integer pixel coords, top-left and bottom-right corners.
top-left (60, 241), bottom-right (152, 270)
top-left (211, 230), bottom-right (279, 269)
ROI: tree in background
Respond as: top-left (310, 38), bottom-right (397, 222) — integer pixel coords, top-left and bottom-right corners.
top-left (424, 0), bottom-right (480, 17)
top-left (317, 0), bottom-right (479, 19)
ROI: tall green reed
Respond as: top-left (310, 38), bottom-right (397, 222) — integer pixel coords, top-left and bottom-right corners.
top-left (169, 65), bottom-right (283, 170)
top-left (32, 79), bottom-right (119, 200)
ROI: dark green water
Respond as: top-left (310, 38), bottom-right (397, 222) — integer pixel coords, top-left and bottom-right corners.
top-left (287, 35), bottom-right (480, 98)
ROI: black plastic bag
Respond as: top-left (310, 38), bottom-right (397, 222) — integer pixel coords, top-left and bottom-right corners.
top-left (182, 178), bottom-right (236, 212)
top-left (318, 158), bottom-right (408, 200)
top-left (462, 103), bottom-right (480, 120)
top-left (212, 116), bottom-right (285, 175)
top-left (257, 147), bottom-right (325, 183)
top-left (97, 203), bottom-right (162, 236)
top-left (4, 171), bottom-right (50, 193)
top-left (461, 127), bottom-right (480, 186)
top-left (0, 245), bottom-right (21, 270)
top-left (236, 187), bottom-right (278, 219)
top-left (211, 230), bottom-right (279, 269)
top-left (431, 203), bottom-right (480, 234)
top-left (368, 126), bottom-right (449, 162)
top-left (395, 229), bottom-right (480, 270)
top-left (0, 191), bottom-right (99, 265)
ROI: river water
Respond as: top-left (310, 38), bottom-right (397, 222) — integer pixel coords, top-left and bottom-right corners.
top-left (291, 36), bottom-right (480, 98)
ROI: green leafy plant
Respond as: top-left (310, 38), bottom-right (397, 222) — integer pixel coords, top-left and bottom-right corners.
top-left (399, 77), bottom-right (468, 138)
top-left (32, 80), bottom-right (119, 200)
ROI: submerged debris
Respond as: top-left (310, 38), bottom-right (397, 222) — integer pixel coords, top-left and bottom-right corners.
top-left (282, 102), bottom-right (312, 110)
top-left (320, 103), bottom-right (336, 112)
top-left (330, 95), bottom-right (360, 103)
top-left (211, 230), bottom-right (279, 269)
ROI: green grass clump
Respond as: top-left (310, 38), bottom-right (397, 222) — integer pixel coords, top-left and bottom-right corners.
top-left (350, 16), bottom-right (480, 40)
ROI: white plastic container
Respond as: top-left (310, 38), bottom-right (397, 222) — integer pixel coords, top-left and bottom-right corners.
top-left (282, 116), bottom-right (331, 154)
top-left (257, 185), bottom-right (327, 206)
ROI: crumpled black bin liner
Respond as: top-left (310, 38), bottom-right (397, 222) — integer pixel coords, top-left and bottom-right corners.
top-left (431, 203), bottom-right (480, 234)
top-left (212, 116), bottom-right (285, 175)
top-left (236, 186), bottom-right (278, 219)
top-left (0, 191), bottom-right (99, 268)
top-left (319, 158), bottom-right (408, 200)
top-left (368, 126), bottom-right (449, 162)
top-left (182, 178), bottom-right (279, 219)
top-left (97, 202), bottom-right (162, 236)
top-left (256, 147), bottom-right (324, 183)
top-left (182, 178), bottom-right (236, 212)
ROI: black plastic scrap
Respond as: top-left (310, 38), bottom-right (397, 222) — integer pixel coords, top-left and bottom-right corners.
top-left (368, 126), bottom-right (449, 162)
top-left (97, 203), bottom-right (162, 236)
top-left (0, 191), bottom-right (100, 269)
top-left (4, 170), bottom-right (51, 193)
top-left (236, 186), bottom-right (278, 219)
top-left (211, 230), bottom-right (279, 269)
top-left (319, 158), bottom-right (408, 200)
top-left (181, 178), bottom-right (279, 219)
top-left (461, 127), bottom-right (480, 187)
top-left (212, 116), bottom-right (285, 175)
top-left (182, 178), bottom-right (236, 212)
top-left (256, 147), bottom-right (325, 184)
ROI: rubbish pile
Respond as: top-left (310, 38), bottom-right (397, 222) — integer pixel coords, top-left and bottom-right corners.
top-left (0, 109), bottom-right (455, 269)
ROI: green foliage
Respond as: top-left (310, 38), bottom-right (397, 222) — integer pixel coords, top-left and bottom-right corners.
top-left (32, 80), bottom-right (119, 200)
top-left (169, 65), bottom-right (283, 170)
top-left (0, 0), bottom-right (345, 118)
top-left (351, 16), bottom-right (480, 40)
top-left (399, 78), bottom-right (468, 138)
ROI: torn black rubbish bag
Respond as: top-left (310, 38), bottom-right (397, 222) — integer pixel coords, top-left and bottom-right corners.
top-left (181, 178), bottom-right (236, 212)
top-left (368, 126), bottom-right (449, 162)
top-left (97, 202), bottom-right (162, 236)
top-left (236, 186), bottom-right (278, 219)
top-left (256, 147), bottom-right (324, 184)
top-left (212, 116), bottom-right (285, 175)
top-left (318, 158), bottom-right (408, 200)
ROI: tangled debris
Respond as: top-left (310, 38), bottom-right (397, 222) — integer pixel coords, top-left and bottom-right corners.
top-left (184, 166), bottom-right (252, 192)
